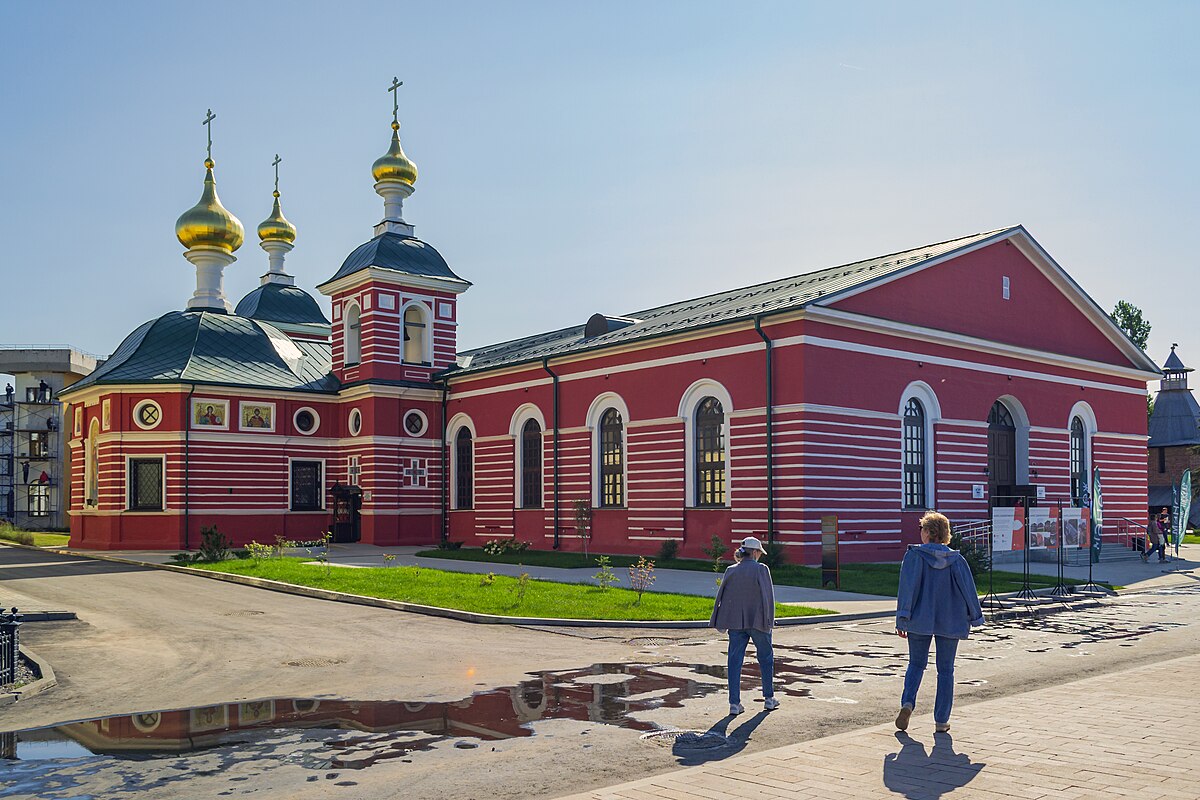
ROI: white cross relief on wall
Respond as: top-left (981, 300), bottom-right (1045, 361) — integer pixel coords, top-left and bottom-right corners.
top-left (404, 458), bottom-right (428, 488)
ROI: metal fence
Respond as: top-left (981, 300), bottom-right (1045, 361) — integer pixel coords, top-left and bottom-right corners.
top-left (0, 608), bottom-right (21, 686)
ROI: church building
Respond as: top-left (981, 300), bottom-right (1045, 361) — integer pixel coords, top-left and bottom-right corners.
top-left (59, 98), bottom-right (1160, 561)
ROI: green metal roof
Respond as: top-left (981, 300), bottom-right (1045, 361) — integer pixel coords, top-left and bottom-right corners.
top-left (319, 232), bottom-right (469, 288)
top-left (62, 311), bottom-right (338, 395)
top-left (235, 283), bottom-right (330, 325)
top-left (451, 228), bottom-right (1013, 375)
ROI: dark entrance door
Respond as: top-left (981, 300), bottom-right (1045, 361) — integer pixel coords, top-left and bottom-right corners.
top-left (330, 484), bottom-right (362, 543)
top-left (988, 400), bottom-right (1017, 502)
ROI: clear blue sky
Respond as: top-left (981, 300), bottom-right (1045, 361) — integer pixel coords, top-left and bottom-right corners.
top-left (2, 1), bottom-right (1197, 385)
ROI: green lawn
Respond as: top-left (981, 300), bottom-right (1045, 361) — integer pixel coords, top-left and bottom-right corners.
top-left (192, 557), bottom-right (834, 622)
top-left (417, 548), bottom-right (1095, 597)
top-left (1183, 534), bottom-right (1200, 545)
top-left (0, 525), bottom-right (71, 548)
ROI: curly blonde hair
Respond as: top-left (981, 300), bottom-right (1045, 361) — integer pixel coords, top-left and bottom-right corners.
top-left (919, 511), bottom-right (952, 544)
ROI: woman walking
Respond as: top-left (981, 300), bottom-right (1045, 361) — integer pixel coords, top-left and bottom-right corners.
top-left (710, 536), bottom-right (779, 715)
top-left (895, 512), bottom-right (985, 733)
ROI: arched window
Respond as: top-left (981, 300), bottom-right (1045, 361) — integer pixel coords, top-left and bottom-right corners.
top-left (520, 419), bottom-right (542, 508)
top-left (403, 304), bottom-right (428, 365)
top-left (694, 397), bottom-right (725, 507)
top-left (1070, 416), bottom-right (1088, 504)
top-left (987, 400), bottom-right (1016, 488)
top-left (85, 420), bottom-right (100, 507)
top-left (344, 303), bottom-right (362, 367)
top-left (599, 408), bottom-right (624, 507)
top-left (903, 398), bottom-right (927, 509)
top-left (454, 427), bottom-right (473, 509)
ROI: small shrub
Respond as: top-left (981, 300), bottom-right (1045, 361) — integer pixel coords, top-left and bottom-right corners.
top-left (245, 541), bottom-right (273, 565)
top-left (509, 539), bottom-right (532, 553)
top-left (479, 571), bottom-right (496, 587)
top-left (483, 538), bottom-right (532, 556)
top-left (760, 541), bottom-right (787, 570)
top-left (436, 539), bottom-right (464, 550)
top-left (272, 535), bottom-right (295, 559)
top-left (702, 534), bottom-right (728, 573)
top-left (0, 526), bottom-right (35, 546)
top-left (197, 526), bottom-right (233, 563)
top-left (656, 539), bottom-right (680, 562)
top-left (573, 499), bottom-right (593, 558)
top-left (382, 553), bottom-right (398, 567)
top-left (951, 527), bottom-right (989, 577)
top-left (628, 557), bottom-right (656, 605)
top-left (593, 555), bottom-right (619, 591)
top-left (305, 531), bottom-right (334, 577)
top-left (513, 572), bottom-right (531, 603)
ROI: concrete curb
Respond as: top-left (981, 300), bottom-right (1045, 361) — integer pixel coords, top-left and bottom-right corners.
top-left (0, 646), bottom-right (58, 707)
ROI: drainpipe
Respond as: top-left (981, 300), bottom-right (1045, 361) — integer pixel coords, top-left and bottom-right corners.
top-left (541, 358), bottom-right (561, 549)
top-left (754, 315), bottom-right (775, 545)
top-left (439, 379), bottom-right (450, 545)
top-left (184, 384), bottom-right (196, 550)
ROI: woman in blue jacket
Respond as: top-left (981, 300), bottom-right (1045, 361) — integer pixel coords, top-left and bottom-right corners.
top-left (895, 511), bottom-right (985, 733)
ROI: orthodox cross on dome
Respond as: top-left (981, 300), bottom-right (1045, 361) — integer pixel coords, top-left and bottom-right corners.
top-left (202, 109), bottom-right (216, 162)
top-left (272, 154), bottom-right (281, 194)
top-left (388, 77), bottom-right (403, 125)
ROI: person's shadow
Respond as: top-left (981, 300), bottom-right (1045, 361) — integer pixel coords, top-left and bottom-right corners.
top-left (883, 732), bottom-right (985, 799)
top-left (672, 711), bottom-right (770, 766)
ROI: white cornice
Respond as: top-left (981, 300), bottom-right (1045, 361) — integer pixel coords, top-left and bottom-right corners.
top-left (318, 268), bottom-right (470, 298)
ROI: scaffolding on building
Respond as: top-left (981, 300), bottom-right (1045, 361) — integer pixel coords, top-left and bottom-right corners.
top-left (0, 384), bottom-right (63, 528)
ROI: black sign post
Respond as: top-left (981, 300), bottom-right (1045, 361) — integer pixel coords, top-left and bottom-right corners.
top-left (821, 515), bottom-right (839, 589)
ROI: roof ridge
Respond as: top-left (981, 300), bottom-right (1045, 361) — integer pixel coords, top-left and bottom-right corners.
top-left (625, 227), bottom-right (1013, 319)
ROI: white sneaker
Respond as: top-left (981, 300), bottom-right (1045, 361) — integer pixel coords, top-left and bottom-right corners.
top-left (764, 697), bottom-right (780, 711)
top-left (729, 703), bottom-right (744, 715)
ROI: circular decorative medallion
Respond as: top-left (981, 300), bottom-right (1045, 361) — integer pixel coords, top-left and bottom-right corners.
top-left (403, 410), bottom-right (428, 437)
top-left (349, 408), bottom-right (363, 436)
top-left (293, 407), bottom-right (319, 435)
top-left (133, 400), bottom-right (162, 430)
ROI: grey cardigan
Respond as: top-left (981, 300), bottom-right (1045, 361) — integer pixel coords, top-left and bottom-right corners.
top-left (709, 559), bottom-right (776, 632)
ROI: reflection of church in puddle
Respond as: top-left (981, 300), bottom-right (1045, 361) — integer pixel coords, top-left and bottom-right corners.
top-left (7, 665), bottom-right (718, 763)
top-left (59, 83), bottom-right (1158, 561)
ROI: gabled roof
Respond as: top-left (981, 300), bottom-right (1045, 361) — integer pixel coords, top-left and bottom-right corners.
top-left (318, 232), bottom-right (469, 289)
top-left (453, 228), bottom-right (1012, 375)
top-left (235, 283), bottom-right (330, 325)
top-left (61, 311), bottom-right (338, 395)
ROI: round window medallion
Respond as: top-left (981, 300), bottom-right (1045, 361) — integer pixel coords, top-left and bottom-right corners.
top-left (403, 410), bottom-right (428, 437)
top-left (131, 712), bottom-right (162, 732)
top-left (349, 408), bottom-right (363, 436)
top-left (133, 400), bottom-right (162, 430)
top-left (293, 407), bottom-right (319, 435)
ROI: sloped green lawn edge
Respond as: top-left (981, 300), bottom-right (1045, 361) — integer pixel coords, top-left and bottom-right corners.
top-left (193, 558), bottom-right (834, 622)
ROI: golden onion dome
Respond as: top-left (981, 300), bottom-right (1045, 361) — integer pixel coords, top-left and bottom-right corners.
top-left (371, 122), bottom-right (418, 185)
top-left (257, 191), bottom-right (297, 244)
top-left (175, 159), bottom-right (245, 252)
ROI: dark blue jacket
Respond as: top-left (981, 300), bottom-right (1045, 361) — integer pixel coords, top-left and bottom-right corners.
top-left (895, 543), bottom-right (985, 639)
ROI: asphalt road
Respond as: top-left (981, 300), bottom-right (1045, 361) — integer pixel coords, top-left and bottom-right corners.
top-left (2, 544), bottom-right (1198, 800)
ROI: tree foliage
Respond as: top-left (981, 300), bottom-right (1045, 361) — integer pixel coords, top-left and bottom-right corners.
top-left (1111, 300), bottom-right (1151, 351)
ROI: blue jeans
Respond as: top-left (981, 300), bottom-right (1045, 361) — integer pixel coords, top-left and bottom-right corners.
top-left (1146, 540), bottom-right (1166, 561)
top-left (727, 628), bottom-right (774, 705)
top-left (901, 633), bottom-right (959, 724)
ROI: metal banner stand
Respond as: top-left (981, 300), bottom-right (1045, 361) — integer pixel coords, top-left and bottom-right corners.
top-left (1051, 500), bottom-right (1073, 596)
top-left (1079, 516), bottom-right (1106, 595)
top-left (1013, 498), bottom-right (1039, 601)
top-left (981, 525), bottom-right (1005, 610)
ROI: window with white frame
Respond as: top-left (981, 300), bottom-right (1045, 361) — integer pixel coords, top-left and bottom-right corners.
top-left (599, 408), bottom-right (624, 507)
top-left (903, 398), bottom-right (927, 509)
top-left (520, 418), bottom-right (542, 508)
top-left (28, 483), bottom-right (50, 516)
top-left (454, 427), bottom-right (473, 509)
top-left (291, 461), bottom-right (323, 511)
top-left (128, 458), bottom-right (164, 511)
top-left (344, 303), bottom-right (362, 367)
top-left (403, 304), bottom-right (429, 365)
top-left (694, 397), bottom-right (726, 507)
top-left (1070, 417), bottom-right (1088, 504)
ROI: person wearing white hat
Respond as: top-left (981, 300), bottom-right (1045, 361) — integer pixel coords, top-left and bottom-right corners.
top-left (709, 536), bottom-right (778, 715)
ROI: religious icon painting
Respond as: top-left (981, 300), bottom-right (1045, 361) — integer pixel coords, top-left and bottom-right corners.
top-left (189, 704), bottom-right (229, 732)
top-left (73, 406), bottom-right (83, 437)
top-left (101, 398), bottom-right (111, 431)
top-left (191, 398), bottom-right (229, 430)
top-left (238, 700), bottom-right (275, 724)
top-left (239, 401), bottom-right (276, 432)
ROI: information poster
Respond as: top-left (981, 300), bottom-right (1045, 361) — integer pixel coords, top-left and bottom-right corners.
top-left (991, 507), bottom-right (1025, 551)
top-left (1061, 507), bottom-right (1090, 548)
top-left (821, 515), bottom-right (839, 589)
top-left (1027, 507), bottom-right (1059, 549)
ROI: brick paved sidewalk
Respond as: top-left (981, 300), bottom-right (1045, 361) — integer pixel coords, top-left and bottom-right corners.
top-left (560, 653), bottom-right (1200, 800)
